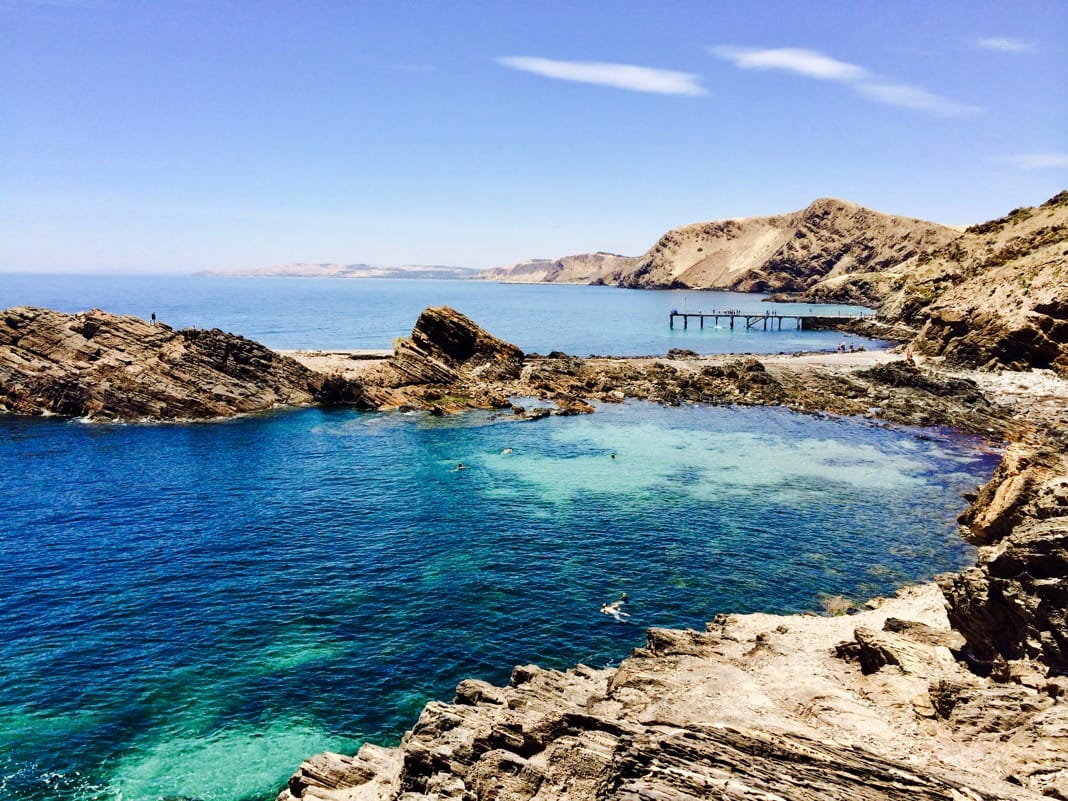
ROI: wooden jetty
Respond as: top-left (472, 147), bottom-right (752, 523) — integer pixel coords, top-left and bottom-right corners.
top-left (669, 309), bottom-right (873, 331)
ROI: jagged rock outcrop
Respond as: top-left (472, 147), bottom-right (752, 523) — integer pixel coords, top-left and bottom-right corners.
top-left (0, 306), bottom-right (367, 421)
top-left (910, 191), bottom-right (1068, 374)
top-left (939, 445), bottom-right (1068, 678)
top-left (359, 306), bottom-right (526, 412)
top-left (281, 582), bottom-right (1061, 801)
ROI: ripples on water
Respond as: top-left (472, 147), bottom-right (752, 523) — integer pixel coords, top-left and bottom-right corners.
top-left (0, 402), bottom-right (997, 801)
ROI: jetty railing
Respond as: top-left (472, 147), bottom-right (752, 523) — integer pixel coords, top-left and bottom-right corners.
top-left (668, 309), bottom-right (875, 331)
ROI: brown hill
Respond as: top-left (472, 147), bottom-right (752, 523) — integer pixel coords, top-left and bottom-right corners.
top-left (612, 198), bottom-right (960, 295)
top-left (481, 192), bottom-right (1068, 375)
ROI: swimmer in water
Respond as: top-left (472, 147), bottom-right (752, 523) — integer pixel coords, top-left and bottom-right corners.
top-left (600, 599), bottom-right (630, 622)
top-left (501, 448), bottom-right (513, 455)
top-left (455, 463), bottom-right (467, 471)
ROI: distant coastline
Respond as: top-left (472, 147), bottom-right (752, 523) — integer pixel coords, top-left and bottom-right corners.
top-left (196, 263), bottom-right (480, 280)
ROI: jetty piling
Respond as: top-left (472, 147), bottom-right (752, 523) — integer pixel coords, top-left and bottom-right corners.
top-left (668, 310), bottom-right (873, 331)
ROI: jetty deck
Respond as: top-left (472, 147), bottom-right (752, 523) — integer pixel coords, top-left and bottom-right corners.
top-left (669, 309), bottom-right (873, 331)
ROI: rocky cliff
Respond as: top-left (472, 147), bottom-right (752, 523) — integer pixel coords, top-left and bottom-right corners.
top-left (941, 443), bottom-right (1068, 680)
top-left (907, 192), bottom-right (1068, 374)
top-left (0, 307), bottom-right (366, 421)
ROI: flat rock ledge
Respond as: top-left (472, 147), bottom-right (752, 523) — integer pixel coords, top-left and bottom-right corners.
top-left (279, 581), bottom-right (1064, 801)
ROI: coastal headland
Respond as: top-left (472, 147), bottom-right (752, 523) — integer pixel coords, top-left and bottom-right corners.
top-left (2, 192), bottom-right (1066, 799)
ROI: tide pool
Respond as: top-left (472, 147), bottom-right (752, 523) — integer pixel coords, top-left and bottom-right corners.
top-left (0, 402), bottom-right (996, 801)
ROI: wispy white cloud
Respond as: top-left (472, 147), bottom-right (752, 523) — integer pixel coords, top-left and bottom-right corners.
top-left (855, 82), bottom-right (981, 117)
top-left (710, 44), bottom-right (980, 118)
top-left (976, 37), bottom-right (1033, 53)
top-left (998, 153), bottom-right (1068, 170)
top-left (709, 46), bottom-right (867, 82)
top-left (496, 56), bottom-right (706, 97)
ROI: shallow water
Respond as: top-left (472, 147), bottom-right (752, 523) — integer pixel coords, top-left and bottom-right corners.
top-left (0, 402), bottom-right (996, 801)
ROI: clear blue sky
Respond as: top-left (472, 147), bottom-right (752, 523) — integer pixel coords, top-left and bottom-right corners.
top-left (2, 0), bottom-right (1066, 273)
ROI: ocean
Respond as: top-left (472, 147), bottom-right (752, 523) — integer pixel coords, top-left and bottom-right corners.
top-left (0, 275), bottom-right (994, 801)
top-left (0, 274), bottom-right (879, 355)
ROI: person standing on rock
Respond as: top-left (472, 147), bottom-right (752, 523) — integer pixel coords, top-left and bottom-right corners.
top-left (151, 312), bottom-right (156, 324)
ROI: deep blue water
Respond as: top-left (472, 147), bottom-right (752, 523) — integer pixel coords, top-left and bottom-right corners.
top-left (0, 274), bottom-right (879, 355)
top-left (0, 275), bottom-right (992, 801)
top-left (0, 403), bottom-right (997, 801)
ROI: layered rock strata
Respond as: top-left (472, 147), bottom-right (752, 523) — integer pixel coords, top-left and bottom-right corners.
top-left (357, 306), bottom-right (529, 413)
top-left (280, 579), bottom-right (1065, 800)
top-left (0, 307), bottom-right (366, 421)
top-left (910, 192), bottom-right (1068, 375)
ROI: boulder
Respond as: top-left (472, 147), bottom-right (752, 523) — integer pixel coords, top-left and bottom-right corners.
top-left (360, 306), bottom-right (525, 411)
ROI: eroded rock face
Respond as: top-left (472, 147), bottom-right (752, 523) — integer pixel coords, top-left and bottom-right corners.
top-left (280, 584), bottom-right (1057, 801)
top-left (940, 446), bottom-right (1068, 678)
top-left (0, 306), bottom-right (367, 421)
top-left (360, 306), bottom-right (526, 412)
top-left (911, 193), bottom-right (1068, 375)
top-left (607, 198), bottom-right (959, 296)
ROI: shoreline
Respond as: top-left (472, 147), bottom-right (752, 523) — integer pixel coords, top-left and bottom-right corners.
top-left (278, 334), bottom-right (1068, 800)
top-left (4, 306), bottom-right (1067, 798)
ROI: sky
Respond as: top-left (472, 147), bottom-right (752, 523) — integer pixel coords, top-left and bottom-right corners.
top-left (1, 0), bottom-right (1066, 273)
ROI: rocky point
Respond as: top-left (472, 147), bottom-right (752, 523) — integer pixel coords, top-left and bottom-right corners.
top-left (0, 306), bottom-right (366, 421)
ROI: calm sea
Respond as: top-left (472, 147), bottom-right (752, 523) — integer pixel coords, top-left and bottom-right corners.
top-left (0, 276), bottom-right (991, 801)
top-left (0, 274), bottom-right (879, 354)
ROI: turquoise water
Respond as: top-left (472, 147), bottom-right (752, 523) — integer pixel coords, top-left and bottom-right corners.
top-left (0, 274), bottom-right (879, 355)
top-left (1, 275), bottom-right (982, 799)
top-left (0, 402), bottom-right (996, 801)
